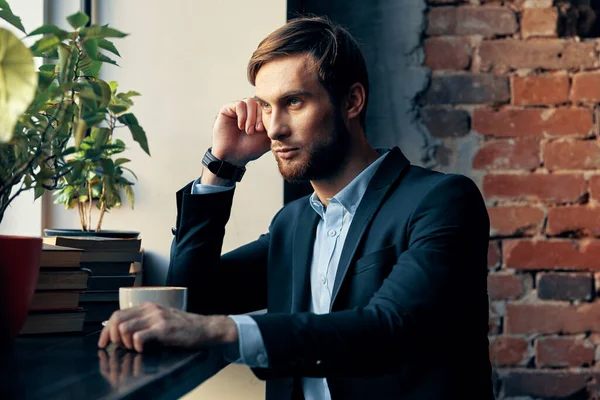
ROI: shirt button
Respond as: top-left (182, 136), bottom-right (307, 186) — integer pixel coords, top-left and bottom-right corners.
top-left (327, 229), bottom-right (336, 237)
top-left (321, 276), bottom-right (326, 284)
top-left (351, 205), bottom-right (357, 211)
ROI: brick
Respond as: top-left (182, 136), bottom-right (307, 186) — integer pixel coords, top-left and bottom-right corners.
top-left (472, 138), bottom-right (540, 170)
top-left (457, 7), bottom-right (518, 36)
top-left (473, 107), bottom-right (593, 138)
top-left (537, 272), bottom-right (594, 301)
top-left (424, 37), bottom-right (471, 70)
top-left (498, 369), bottom-right (598, 398)
top-left (535, 336), bottom-right (594, 367)
top-left (522, 0), bottom-right (553, 7)
top-left (479, 40), bottom-right (597, 71)
top-left (420, 108), bottom-right (470, 138)
top-left (504, 301), bottom-right (600, 334)
top-left (591, 175), bottom-right (600, 202)
top-left (422, 74), bottom-right (509, 105)
top-left (488, 205), bottom-right (545, 236)
top-left (488, 240), bottom-right (501, 268)
top-left (521, 8), bottom-right (559, 39)
top-left (544, 140), bottom-right (600, 170)
top-left (489, 336), bottom-right (530, 366)
top-left (571, 72), bottom-right (600, 103)
top-left (512, 74), bottom-right (569, 106)
top-left (488, 273), bottom-right (526, 300)
top-left (426, 6), bottom-right (518, 37)
top-left (483, 174), bottom-right (586, 203)
top-left (426, 7), bottom-right (457, 36)
top-left (547, 206), bottom-right (600, 237)
top-left (504, 239), bottom-right (600, 270)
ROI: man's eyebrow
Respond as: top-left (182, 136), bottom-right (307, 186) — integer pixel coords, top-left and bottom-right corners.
top-left (253, 90), bottom-right (312, 104)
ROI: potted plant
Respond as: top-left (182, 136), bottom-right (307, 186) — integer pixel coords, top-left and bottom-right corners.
top-left (46, 80), bottom-right (150, 238)
top-left (0, 1), bottom-right (146, 341)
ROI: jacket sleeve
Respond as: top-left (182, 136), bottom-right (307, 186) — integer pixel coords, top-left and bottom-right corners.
top-left (249, 174), bottom-right (490, 379)
top-left (166, 182), bottom-right (270, 315)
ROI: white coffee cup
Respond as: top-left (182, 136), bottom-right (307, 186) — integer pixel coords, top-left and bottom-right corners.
top-left (119, 286), bottom-right (188, 311)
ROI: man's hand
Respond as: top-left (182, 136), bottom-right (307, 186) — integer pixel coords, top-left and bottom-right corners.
top-left (210, 98), bottom-right (272, 168)
top-left (97, 302), bottom-right (238, 353)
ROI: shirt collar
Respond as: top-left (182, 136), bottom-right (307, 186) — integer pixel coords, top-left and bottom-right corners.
top-left (309, 148), bottom-right (391, 218)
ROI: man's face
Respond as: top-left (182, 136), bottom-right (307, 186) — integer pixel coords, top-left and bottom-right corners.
top-left (254, 54), bottom-right (349, 182)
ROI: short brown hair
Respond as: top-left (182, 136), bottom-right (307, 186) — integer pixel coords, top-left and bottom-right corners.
top-left (247, 16), bottom-right (369, 129)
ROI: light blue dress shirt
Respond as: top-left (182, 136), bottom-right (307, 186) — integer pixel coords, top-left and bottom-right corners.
top-left (191, 149), bottom-right (389, 400)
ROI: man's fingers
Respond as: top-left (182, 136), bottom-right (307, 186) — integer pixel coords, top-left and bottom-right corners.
top-left (256, 102), bottom-right (264, 132)
top-left (118, 316), bottom-right (152, 350)
top-left (132, 326), bottom-right (161, 353)
top-left (98, 325), bottom-right (110, 348)
top-left (244, 99), bottom-right (257, 135)
top-left (235, 101), bottom-right (247, 131)
top-left (107, 305), bottom-right (146, 347)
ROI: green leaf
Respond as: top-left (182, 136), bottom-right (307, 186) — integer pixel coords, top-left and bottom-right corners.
top-left (0, 28), bottom-right (38, 143)
top-left (0, 1), bottom-right (26, 33)
top-left (80, 25), bottom-right (127, 39)
top-left (93, 127), bottom-right (110, 149)
top-left (117, 113), bottom-right (150, 155)
top-left (82, 38), bottom-right (98, 61)
top-left (82, 111), bottom-right (106, 127)
top-left (90, 78), bottom-right (111, 108)
top-left (121, 167), bottom-right (138, 180)
top-left (27, 24), bottom-right (68, 38)
top-left (39, 64), bottom-right (56, 72)
top-left (57, 44), bottom-right (70, 82)
top-left (34, 185), bottom-right (45, 200)
top-left (74, 119), bottom-right (87, 149)
top-left (114, 158), bottom-right (130, 166)
top-left (30, 35), bottom-right (61, 55)
top-left (107, 103), bottom-right (129, 115)
top-left (66, 12), bottom-right (89, 30)
top-left (118, 90), bottom-right (141, 98)
top-left (97, 38), bottom-right (120, 57)
top-left (108, 81), bottom-right (118, 94)
top-left (97, 52), bottom-right (118, 66)
top-left (81, 59), bottom-right (102, 77)
top-left (125, 185), bottom-right (135, 209)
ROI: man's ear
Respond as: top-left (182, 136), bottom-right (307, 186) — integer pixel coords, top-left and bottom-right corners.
top-left (345, 82), bottom-right (366, 122)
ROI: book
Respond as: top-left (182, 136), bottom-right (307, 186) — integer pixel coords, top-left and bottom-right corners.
top-left (43, 236), bottom-right (142, 253)
top-left (29, 291), bottom-right (82, 310)
top-left (20, 308), bottom-right (86, 335)
top-left (80, 261), bottom-right (133, 276)
top-left (79, 290), bottom-right (118, 302)
top-left (36, 268), bottom-right (90, 290)
top-left (80, 251), bottom-right (142, 263)
top-left (87, 275), bottom-right (136, 291)
top-left (40, 243), bottom-right (83, 268)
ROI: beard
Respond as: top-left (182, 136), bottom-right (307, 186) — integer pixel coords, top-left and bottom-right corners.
top-left (274, 111), bottom-right (351, 183)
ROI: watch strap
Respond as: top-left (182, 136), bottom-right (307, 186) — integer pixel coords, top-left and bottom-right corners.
top-left (202, 148), bottom-right (246, 182)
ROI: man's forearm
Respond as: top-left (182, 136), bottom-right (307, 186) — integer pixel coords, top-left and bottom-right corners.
top-left (200, 165), bottom-right (236, 187)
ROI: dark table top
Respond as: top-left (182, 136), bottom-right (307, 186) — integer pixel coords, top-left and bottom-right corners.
top-left (0, 329), bottom-right (229, 399)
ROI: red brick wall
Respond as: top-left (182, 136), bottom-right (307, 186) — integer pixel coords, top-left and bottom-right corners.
top-left (424, 1), bottom-right (600, 398)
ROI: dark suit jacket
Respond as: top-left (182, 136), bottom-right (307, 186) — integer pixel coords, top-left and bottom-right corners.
top-left (167, 147), bottom-right (494, 400)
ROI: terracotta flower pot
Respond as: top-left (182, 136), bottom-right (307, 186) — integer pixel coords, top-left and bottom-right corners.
top-left (0, 235), bottom-right (42, 343)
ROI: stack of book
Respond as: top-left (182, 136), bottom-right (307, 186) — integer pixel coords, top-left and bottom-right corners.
top-left (42, 235), bottom-right (143, 332)
top-left (20, 243), bottom-right (88, 335)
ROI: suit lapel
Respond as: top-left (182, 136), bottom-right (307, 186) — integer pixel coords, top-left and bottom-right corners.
top-left (330, 147), bottom-right (410, 306)
top-left (291, 204), bottom-right (320, 313)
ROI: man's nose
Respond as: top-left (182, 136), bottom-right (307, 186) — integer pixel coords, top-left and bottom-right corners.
top-left (265, 110), bottom-right (291, 141)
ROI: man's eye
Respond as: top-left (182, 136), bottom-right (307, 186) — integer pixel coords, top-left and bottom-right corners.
top-left (262, 103), bottom-right (270, 109)
top-left (288, 98), bottom-right (300, 106)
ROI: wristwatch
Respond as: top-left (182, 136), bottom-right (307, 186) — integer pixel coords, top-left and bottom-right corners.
top-left (201, 147), bottom-right (246, 182)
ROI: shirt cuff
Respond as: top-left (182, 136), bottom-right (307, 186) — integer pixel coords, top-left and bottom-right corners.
top-left (191, 176), bottom-right (236, 195)
top-left (226, 315), bottom-right (269, 368)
